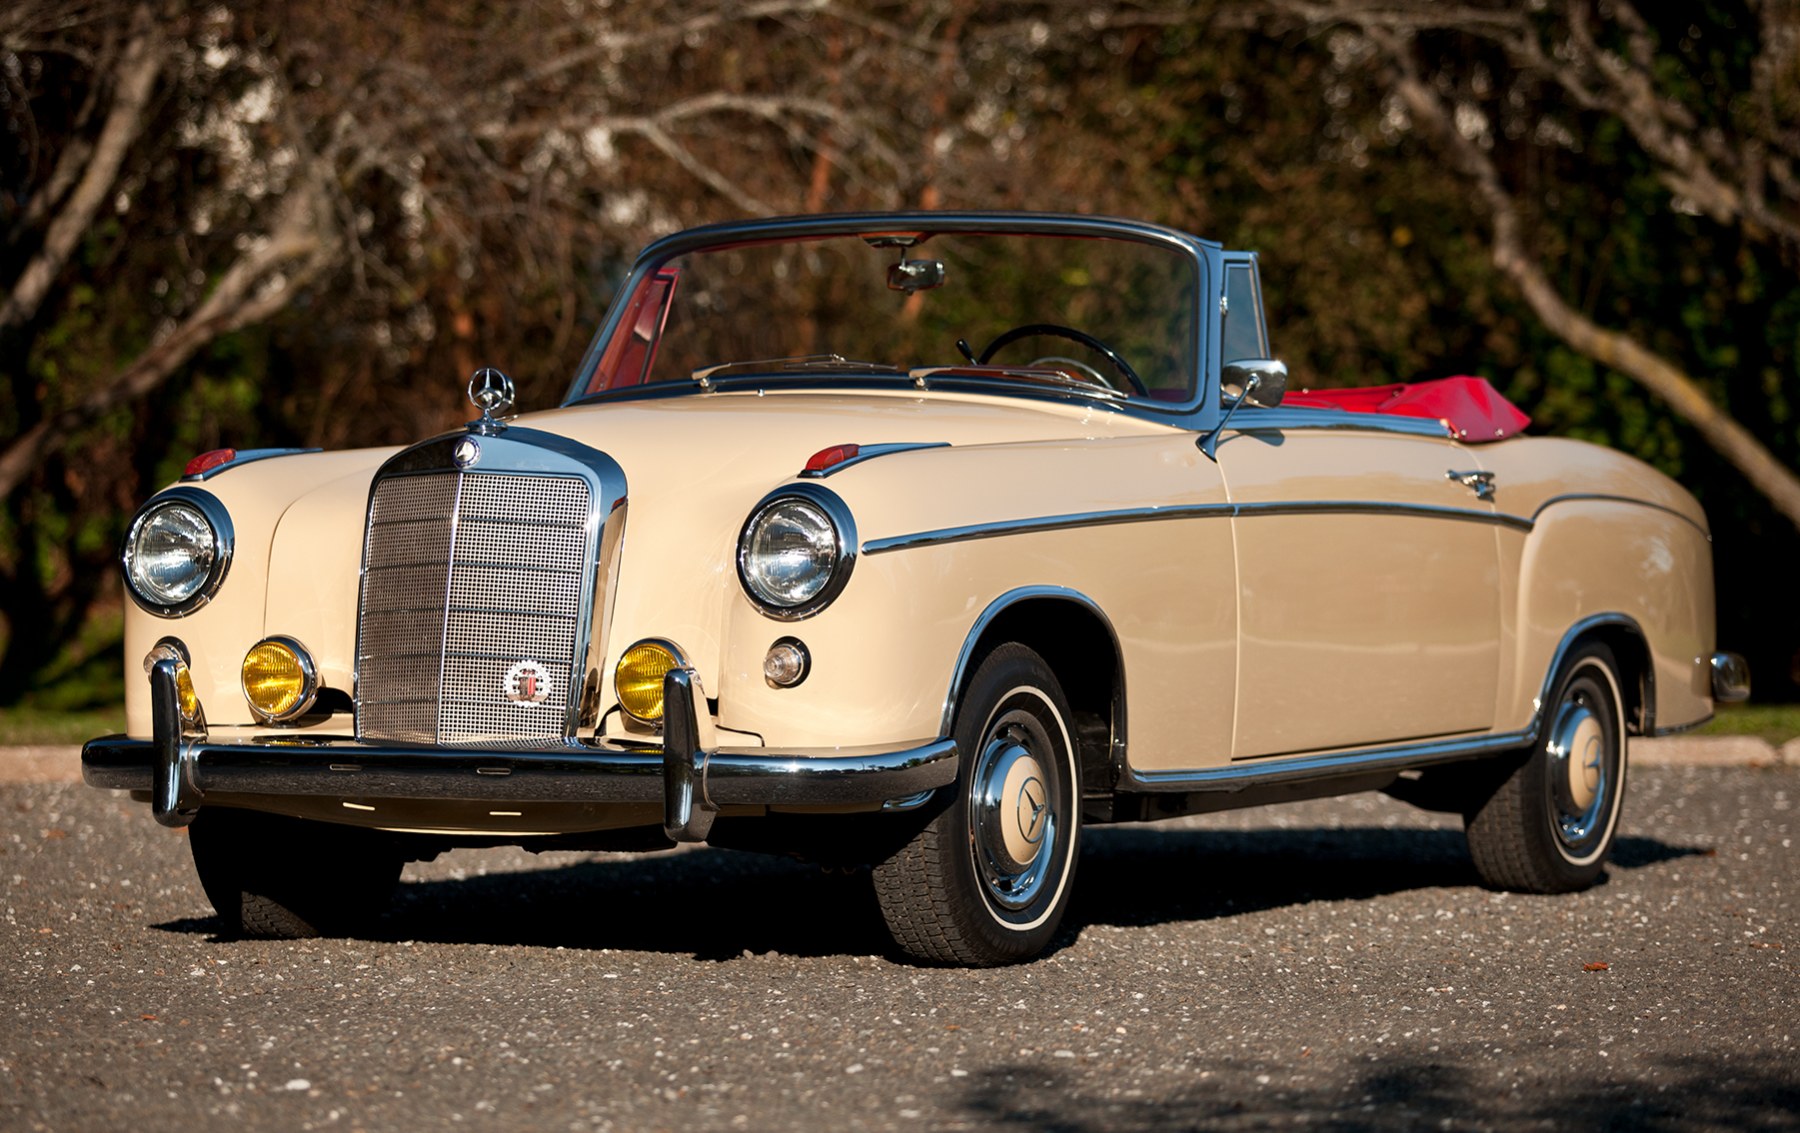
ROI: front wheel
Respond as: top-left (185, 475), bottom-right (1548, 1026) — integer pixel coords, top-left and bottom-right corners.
top-left (872, 644), bottom-right (1081, 965)
top-left (190, 808), bottom-right (404, 938)
top-left (1465, 643), bottom-right (1628, 892)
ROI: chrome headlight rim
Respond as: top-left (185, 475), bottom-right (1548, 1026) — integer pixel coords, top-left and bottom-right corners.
top-left (120, 487), bottom-right (234, 618)
top-left (735, 483), bottom-right (857, 622)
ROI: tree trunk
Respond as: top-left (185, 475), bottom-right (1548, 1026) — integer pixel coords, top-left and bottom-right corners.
top-left (1373, 29), bottom-right (1800, 532)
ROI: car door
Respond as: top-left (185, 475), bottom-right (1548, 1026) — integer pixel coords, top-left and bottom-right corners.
top-left (1217, 422), bottom-right (1504, 758)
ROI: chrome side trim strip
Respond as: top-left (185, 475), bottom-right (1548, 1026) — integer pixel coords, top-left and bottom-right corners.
top-left (1234, 500), bottom-right (1533, 532)
top-left (798, 441), bottom-right (951, 478)
top-left (866, 505), bottom-right (1235, 555)
top-left (1122, 726), bottom-right (1534, 793)
top-left (864, 498), bottom-right (1530, 555)
top-left (1531, 493), bottom-right (1712, 539)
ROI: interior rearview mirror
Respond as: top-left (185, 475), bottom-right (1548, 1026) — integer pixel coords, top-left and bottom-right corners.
top-left (887, 259), bottom-right (947, 293)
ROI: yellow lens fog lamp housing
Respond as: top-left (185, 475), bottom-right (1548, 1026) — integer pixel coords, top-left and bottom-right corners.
top-left (241, 636), bottom-right (320, 723)
top-left (615, 639), bottom-right (690, 725)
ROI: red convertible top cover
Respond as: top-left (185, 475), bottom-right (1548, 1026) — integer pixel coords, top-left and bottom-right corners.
top-left (1282, 375), bottom-right (1530, 442)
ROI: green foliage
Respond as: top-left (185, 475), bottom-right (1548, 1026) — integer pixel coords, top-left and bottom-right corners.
top-left (1698, 703), bottom-right (1800, 746)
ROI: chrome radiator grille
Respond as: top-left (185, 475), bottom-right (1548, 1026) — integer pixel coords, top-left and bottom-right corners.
top-left (356, 471), bottom-right (592, 744)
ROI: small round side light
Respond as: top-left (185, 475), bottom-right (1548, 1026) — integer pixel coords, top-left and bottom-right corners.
top-left (241, 637), bottom-right (319, 723)
top-left (764, 638), bottom-right (811, 688)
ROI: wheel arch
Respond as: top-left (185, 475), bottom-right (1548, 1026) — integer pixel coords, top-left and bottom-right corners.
top-left (1542, 614), bottom-right (1653, 736)
top-left (943, 586), bottom-right (1125, 801)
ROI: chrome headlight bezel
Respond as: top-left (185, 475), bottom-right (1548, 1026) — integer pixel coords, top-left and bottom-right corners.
top-left (120, 487), bottom-right (234, 617)
top-left (735, 483), bottom-right (857, 621)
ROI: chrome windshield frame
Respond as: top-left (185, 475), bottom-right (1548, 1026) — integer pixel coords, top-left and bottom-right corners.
top-left (564, 212), bottom-right (1224, 434)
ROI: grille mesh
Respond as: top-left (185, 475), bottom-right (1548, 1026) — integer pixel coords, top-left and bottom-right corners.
top-left (356, 471), bottom-right (591, 744)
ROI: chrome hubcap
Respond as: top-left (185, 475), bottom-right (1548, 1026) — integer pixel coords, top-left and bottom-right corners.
top-left (970, 711), bottom-right (1058, 911)
top-left (1545, 679), bottom-right (1613, 852)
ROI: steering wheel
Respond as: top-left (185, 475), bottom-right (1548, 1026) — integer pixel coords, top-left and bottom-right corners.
top-left (974, 323), bottom-right (1149, 397)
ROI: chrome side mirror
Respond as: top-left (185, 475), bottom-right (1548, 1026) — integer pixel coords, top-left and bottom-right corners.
top-left (1201, 358), bottom-right (1289, 460)
top-left (1223, 358), bottom-right (1288, 408)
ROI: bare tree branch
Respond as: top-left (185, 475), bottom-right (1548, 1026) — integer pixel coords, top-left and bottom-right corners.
top-left (0, 2), bottom-right (161, 331)
top-left (1363, 23), bottom-right (1800, 531)
top-left (0, 171), bottom-right (337, 500)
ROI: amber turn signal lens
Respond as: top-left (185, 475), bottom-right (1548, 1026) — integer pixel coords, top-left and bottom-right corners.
top-left (615, 640), bottom-right (681, 724)
top-left (174, 665), bottom-right (201, 723)
top-left (242, 637), bottom-right (316, 722)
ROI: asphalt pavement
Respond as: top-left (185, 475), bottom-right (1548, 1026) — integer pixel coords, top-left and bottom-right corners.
top-left (2, 745), bottom-right (1794, 1131)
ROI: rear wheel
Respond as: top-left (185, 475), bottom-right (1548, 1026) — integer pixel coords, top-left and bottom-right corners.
top-left (190, 808), bottom-right (404, 938)
top-left (872, 644), bottom-right (1081, 965)
top-left (1465, 643), bottom-right (1628, 892)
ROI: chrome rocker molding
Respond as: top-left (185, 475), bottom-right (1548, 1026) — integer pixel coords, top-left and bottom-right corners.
top-left (84, 660), bottom-right (959, 841)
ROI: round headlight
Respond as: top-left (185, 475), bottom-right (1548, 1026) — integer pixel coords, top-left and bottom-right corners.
top-left (121, 489), bottom-right (232, 616)
top-left (736, 486), bottom-right (856, 619)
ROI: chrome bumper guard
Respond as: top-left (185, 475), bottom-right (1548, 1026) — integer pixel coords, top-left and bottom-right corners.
top-left (83, 662), bottom-right (958, 843)
top-left (1709, 652), bottom-right (1750, 704)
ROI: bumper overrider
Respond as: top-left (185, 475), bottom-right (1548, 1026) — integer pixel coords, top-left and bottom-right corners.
top-left (83, 659), bottom-right (958, 842)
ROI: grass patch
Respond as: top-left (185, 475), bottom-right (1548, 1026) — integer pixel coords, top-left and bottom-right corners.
top-left (1696, 702), bottom-right (1800, 746)
top-left (0, 704), bottom-right (124, 745)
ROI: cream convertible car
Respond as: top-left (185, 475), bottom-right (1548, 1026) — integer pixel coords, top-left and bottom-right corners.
top-left (85, 212), bottom-right (1747, 965)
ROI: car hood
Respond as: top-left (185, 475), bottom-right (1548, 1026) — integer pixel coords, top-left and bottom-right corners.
top-left (512, 387), bottom-right (1178, 494)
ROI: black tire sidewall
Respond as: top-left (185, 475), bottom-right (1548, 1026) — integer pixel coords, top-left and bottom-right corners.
top-left (190, 808), bottom-right (401, 938)
top-left (1529, 646), bottom-right (1628, 877)
top-left (941, 645), bottom-right (1081, 955)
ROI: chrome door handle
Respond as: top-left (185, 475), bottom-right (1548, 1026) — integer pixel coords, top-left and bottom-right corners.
top-left (1447, 469), bottom-right (1496, 501)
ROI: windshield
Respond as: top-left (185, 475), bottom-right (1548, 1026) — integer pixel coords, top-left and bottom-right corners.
top-left (577, 230), bottom-right (1199, 404)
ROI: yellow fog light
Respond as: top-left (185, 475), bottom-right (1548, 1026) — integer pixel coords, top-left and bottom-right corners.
top-left (241, 636), bottom-right (319, 723)
top-left (615, 639), bottom-right (685, 724)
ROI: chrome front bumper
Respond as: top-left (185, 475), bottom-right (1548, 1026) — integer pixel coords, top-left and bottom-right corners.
top-left (82, 661), bottom-right (957, 842)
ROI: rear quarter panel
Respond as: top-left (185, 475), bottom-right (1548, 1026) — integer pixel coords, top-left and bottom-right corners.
top-left (1479, 437), bottom-right (1715, 732)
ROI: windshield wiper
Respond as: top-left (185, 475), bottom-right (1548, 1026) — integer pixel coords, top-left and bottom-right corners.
top-left (906, 364), bottom-right (1127, 400)
top-left (691, 354), bottom-right (905, 388)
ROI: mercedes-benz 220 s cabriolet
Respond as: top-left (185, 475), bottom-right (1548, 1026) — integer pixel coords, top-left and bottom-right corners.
top-left (84, 212), bottom-right (1748, 964)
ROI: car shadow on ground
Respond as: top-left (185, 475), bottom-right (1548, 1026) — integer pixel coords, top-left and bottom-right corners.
top-left (151, 827), bottom-right (1707, 960)
top-left (954, 1050), bottom-right (1798, 1131)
